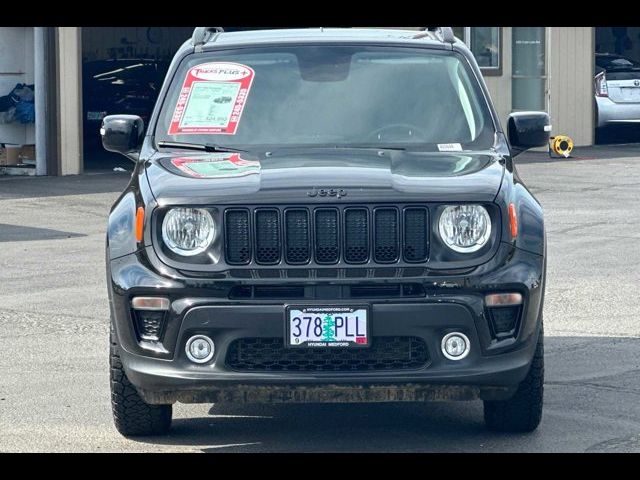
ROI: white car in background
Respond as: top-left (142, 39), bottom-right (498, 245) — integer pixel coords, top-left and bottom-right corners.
top-left (595, 53), bottom-right (640, 128)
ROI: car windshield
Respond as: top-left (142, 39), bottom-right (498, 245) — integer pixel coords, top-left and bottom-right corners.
top-left (596, 55), bottom-right (640, 71)
top-left (155, 45), bottom-right (496, 150)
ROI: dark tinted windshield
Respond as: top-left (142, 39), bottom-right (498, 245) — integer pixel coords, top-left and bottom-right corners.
top-left (155, 45), bottom-right (496, 150)
top-left (596, 54), bottom-right (640, 71)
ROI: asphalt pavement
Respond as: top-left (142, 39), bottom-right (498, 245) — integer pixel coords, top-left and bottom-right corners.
top-left (0, 148), bottom-right (639, 452)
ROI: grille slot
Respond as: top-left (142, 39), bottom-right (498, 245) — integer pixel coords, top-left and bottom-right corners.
top-left (344, 208), bottom-right (369, 263)
top-left (374, 208), bottom-right (399, 263)
top-left (223, 205), bottom-right (430, 267)
top-left (226, 336), bottom-right (429, 372)
top-left (315, 209), bottom-right (339, 264)
top-left (225, 209), bottom-right (251, 265)
top-left (403, 207), bottom-right (429, 262)
top-left (285, 209), bottom-right (311, 264)
top-left (255, 209), bottom-right (281, 265)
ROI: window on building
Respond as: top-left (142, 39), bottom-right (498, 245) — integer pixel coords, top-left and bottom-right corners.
top-left (453, 27), bottom-right (502, 76)
top-left (511, 27), bottom-right (547, 111)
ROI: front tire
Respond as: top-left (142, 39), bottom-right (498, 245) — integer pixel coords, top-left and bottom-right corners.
top-left (110, 323), bottom-right (172, 437)
top-left (483, 326), bottom-right (544, 432)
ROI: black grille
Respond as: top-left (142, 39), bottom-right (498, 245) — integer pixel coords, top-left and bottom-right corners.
top-left (488, 306), bottom-right (521, 337)
top-left (344, 208), bottom-right (369, 263)
top-left (225, 210), bottom-right (251, 265)
top-left (315, 209), bottom-right (339, 264)
top-left (133, 311), bottom-right (165, 342)
top-left (255, 209), bottom-right (281, 264)
top-left (285, 209), bottom-right (310, 264)
top-left (374, 208), bottom-right (399, 262)
top-left (223, 205), bottom-right (430, 266)
top-left (226, 336), bottom-right (429, 372)
top-left (403, 208), bottom-right (429, 262)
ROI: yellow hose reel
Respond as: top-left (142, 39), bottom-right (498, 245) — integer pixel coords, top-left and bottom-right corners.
top-left (549, 135), bottom-right (574, 158)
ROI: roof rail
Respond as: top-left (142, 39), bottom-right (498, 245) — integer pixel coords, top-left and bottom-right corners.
top-left (192, 27), bottom-right (225, 47)
top-left (414, 27), bottom-right (456, 44)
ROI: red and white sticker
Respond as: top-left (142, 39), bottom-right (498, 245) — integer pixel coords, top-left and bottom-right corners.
top-left (171, 154), bottom-right (260, 178)
top-left (168, 62), bottom-right (255, 136)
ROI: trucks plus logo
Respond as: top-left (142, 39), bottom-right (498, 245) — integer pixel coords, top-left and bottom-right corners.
top-left (191, 63), bottom-right (252, 81)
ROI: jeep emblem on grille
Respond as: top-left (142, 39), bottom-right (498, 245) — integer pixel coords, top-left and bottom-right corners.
top-left (307, 187), bottom-right (348, 198)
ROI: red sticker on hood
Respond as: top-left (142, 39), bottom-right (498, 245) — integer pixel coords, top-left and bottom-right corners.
top-left (168, 62), bottom-right (255, 136)
top-left (171, 154), bottom-right (260, 178)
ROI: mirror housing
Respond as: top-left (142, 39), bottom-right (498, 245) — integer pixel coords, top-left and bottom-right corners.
top-left (507, 111), bottom-right (551, 157)
top-left (100, 115), bottom-right (144, 161)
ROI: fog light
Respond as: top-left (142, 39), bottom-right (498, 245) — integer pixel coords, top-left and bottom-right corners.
top-left (441, 332), bottom-right (470, 360)
top-left (185, 335), bottom-right (215, 364)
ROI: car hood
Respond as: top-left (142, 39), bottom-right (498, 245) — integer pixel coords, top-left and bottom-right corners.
top-left (144, 149), bottom-right (505, 206)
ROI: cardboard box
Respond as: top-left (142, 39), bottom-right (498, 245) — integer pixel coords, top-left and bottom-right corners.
top-left (19, 144), bottom-right (36, 162)
top-left (1, 145), bottom-right (21, 166)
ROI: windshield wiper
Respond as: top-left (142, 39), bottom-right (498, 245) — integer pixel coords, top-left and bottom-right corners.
top-left (330, 145), bottom-right (408, 151)
top-left (157, 141), bottom-right (247, 153)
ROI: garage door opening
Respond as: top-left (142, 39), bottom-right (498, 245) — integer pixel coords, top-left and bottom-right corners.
top-left (595, 27), bottom-right (640, 144)
top-left (81, 27), bottom-right (194, 172)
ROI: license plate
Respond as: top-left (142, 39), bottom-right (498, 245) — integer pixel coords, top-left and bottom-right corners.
top-left (286, 306), bottom-right (369, 348)
top-left (621, 87), bottom-right (640, 102)
top-left (87, 111), bottom-right (107, 121)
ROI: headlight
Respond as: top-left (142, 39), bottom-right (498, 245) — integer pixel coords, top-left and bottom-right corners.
top-left (438, 205), bottom-right (491, 253)
top-left (162, 208), bottom-right (216, 256)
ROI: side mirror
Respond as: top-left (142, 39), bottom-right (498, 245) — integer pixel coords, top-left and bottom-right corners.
top-left (507, 111), bottom-right (551, 157)
top-left (100, 115), bottom-right (144, 161)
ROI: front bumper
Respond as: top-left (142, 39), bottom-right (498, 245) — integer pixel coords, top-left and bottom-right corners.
top-left (108, 243), bottom-right (545, 404)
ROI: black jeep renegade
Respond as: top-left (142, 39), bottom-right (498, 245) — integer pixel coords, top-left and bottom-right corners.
top-left (102, 27), bottom-right (549, 436)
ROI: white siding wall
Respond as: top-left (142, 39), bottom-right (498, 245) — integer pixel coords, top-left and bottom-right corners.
top-left (57, 27), bottom-right (82, 175)
top-left (548, 27), bottom-right (594, 146)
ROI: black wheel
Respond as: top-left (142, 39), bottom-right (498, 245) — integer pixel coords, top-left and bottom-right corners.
top-left (483, 326), bottom-right (544, 433)
top-left (110, 323), bottom-right (172, 436)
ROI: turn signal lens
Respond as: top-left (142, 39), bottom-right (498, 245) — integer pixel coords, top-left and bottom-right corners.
top-left (135, 206), bottom-right (145, 242)
top-left (131, 296), bottom-right (170, 311)
top-left (485, 292), bottom-right (523, 307)
top-left (508, 203), bottom-right (518, 239)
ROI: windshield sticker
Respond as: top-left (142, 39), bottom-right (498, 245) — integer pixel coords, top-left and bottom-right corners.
top-left (168, 62), bottom-right (255, 136)
top-left (438, 143), bottom-right (463, 152)
top-left (171, 154), bottom-right (260, 178)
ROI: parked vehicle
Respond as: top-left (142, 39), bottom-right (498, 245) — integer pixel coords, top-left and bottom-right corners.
top-left (102, 27), bottom-right (549, 436)
top-left (83, 59), bottom-right (168, 145)
top-left (595, 53), bottom-right (640, 128)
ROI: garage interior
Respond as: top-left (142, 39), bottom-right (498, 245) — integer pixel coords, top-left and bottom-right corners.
top-left (81, 27), bottom-right (194, 171)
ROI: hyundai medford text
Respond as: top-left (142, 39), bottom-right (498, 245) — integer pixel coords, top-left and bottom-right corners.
top-left (102, 27), bottom-right (549, 436)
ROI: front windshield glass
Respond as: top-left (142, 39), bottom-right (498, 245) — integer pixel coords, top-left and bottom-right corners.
top-left (155, 45), bottom-right (496, 150)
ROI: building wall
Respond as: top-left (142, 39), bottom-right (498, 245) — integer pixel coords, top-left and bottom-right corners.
top-left (56, 27), bottom-right (82, 175)
top-left (0, 27), bottom-right (35, 146)
top-left (483, 27), bottom-right (512, 130)
top-left (548, 27), bottom-right (594, 146)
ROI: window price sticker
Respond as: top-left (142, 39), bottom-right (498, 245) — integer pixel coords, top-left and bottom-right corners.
top-left (168, 62), bottom-right (255, 135)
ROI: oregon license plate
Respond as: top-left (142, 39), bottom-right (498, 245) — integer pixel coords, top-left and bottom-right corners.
top-left (286, 306), bottom-right (369, 348)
